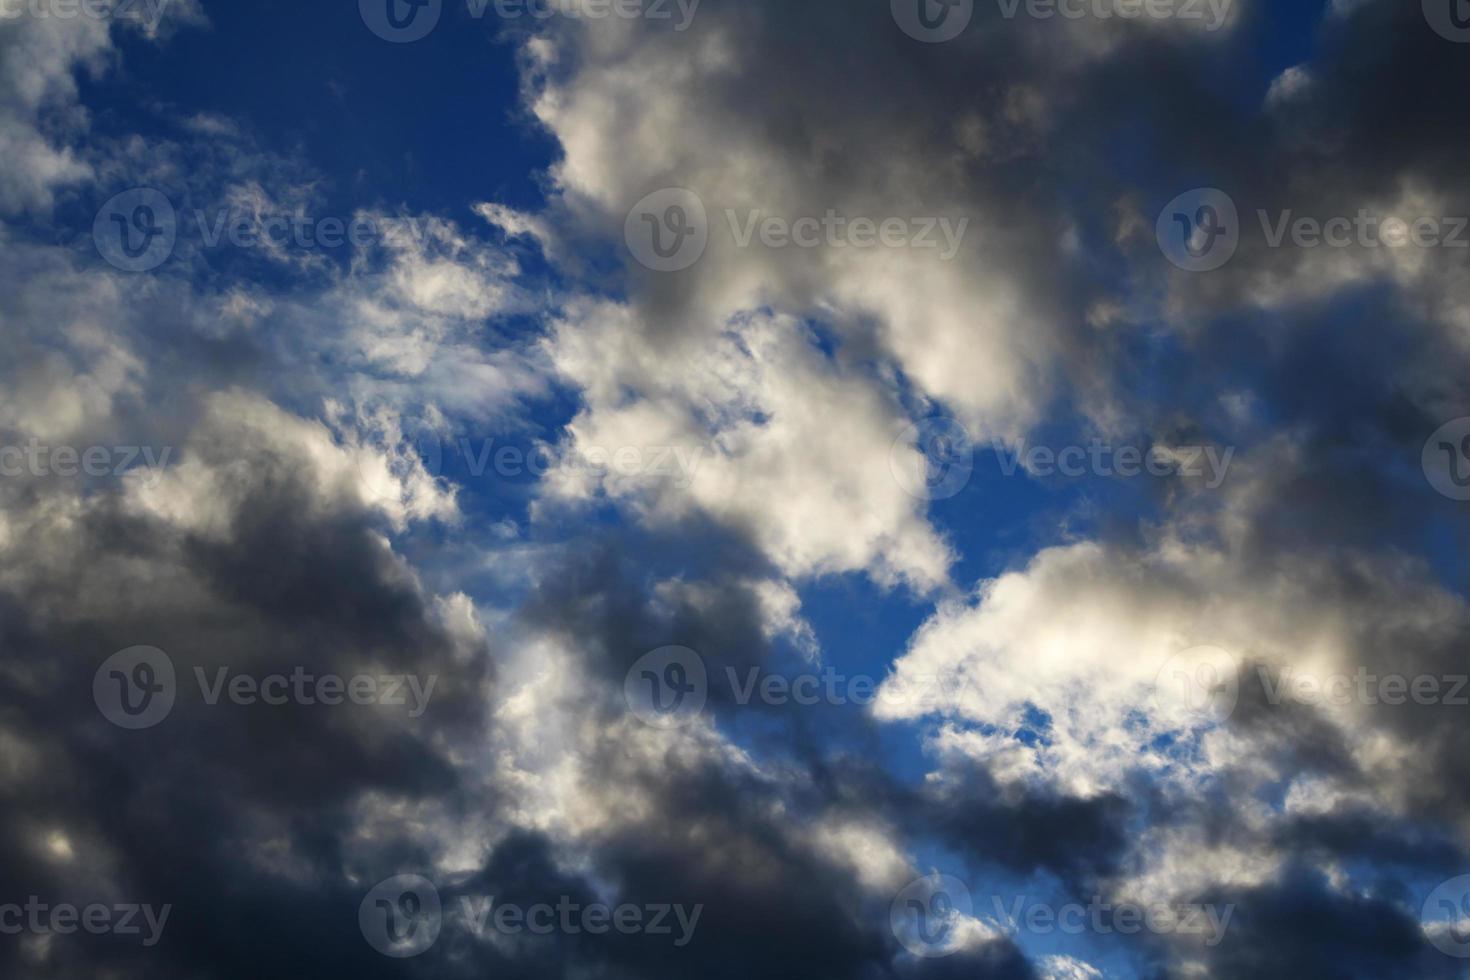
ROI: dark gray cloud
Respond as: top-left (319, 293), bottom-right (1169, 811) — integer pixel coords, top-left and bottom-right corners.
top-left (4, 1), bottom-right (1470, 978)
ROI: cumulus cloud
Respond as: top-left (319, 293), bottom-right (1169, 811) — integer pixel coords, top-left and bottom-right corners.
top-left (3, 0), bottom-right (1469, 977)
top-left (540, 303), bottom-right (956, 589)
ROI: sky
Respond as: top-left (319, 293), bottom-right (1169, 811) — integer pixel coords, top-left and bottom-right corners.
top-left (2, 0), bottom-right (1470, 978)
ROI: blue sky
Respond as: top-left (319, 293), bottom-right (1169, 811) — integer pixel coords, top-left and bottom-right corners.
top-left (3, 1), bottom-right (1470, 978)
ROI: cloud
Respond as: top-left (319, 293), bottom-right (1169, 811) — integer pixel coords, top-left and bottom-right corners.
top-left (540, 303), bottom-right (956, 590)
top-left (3, 0), bottom-right (1469, 977)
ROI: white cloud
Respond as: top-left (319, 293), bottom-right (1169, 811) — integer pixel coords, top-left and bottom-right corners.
top-left (126, 390), bottom-right (458, 535)
top-left (0, 2), bottom-right (205, 213)
top-left (540, 302), bottom-right (955, 590)
top-left (1038, 956), bottom-right (1104, 980)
